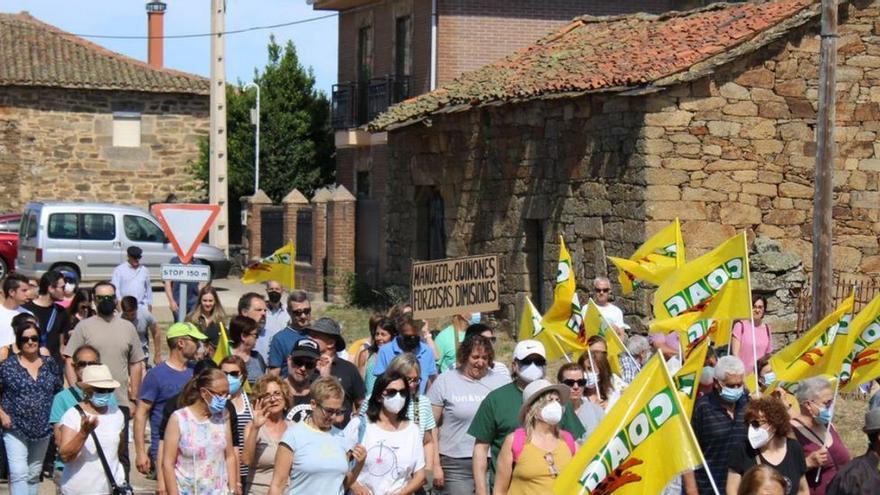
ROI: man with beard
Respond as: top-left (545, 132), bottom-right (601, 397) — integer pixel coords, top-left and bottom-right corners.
top-left (372, 314), bottom-right (438, 394)
top-left (134, 322), bottom-right (206, 476)
top-left (63, 280), bottom-right (144, 481)
top-left (283, 338), bottom-right (321, 423)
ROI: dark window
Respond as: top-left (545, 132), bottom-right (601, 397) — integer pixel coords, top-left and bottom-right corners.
top-left (123, 215), bottom-right (164, 243)
top-left (48, 214), bottom-right (79, 240)
top-left (525, 220), bottom-right (545, 311)
top-left (357, 25), bottom-right (373, 81)
top-left (81, 214), bottom-right (116, 241)
top-left (357, 171), bottom-right (370, 199)
top-left (25, 211), bottom-right (38, 240)
top-left (296, 210), bottom-right (313, 264)
top-left (395, 15), bottom-right (412, 77)
top-left (415, 187), bottom-right (446, 261)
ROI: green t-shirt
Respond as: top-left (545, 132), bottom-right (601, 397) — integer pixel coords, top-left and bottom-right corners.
top-left (466, 381), bottom-right (586, 471)
top-left (434, 325), bottom-right (463, 373)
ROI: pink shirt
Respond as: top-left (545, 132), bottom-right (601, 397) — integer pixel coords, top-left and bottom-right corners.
top-left (732, 320), bottom-right (773, 373)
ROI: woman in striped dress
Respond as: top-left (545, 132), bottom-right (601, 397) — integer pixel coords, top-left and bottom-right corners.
top-left (221, 356), bottom-right (253, 492)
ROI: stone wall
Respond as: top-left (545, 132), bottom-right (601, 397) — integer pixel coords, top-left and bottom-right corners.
top-left (0, 86), bottom-right (209, 212)
top-left (383, 1), bottom-right (880, 326)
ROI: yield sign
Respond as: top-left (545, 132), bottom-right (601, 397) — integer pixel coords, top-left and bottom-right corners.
top-left (151, 203), bottom-right (221, 263)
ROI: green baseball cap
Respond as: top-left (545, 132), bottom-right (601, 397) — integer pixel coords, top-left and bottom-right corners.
top-left (166, 322), bottom-right (208, 341)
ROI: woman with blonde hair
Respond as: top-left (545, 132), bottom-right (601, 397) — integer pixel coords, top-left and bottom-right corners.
top-left (186, 285), bottom-right (227, 346)
top-left (243, 375), bottom-right (294, 494)
top-left (493, 379), bottom-right (577, 495)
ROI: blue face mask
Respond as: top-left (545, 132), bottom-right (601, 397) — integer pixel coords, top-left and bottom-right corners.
top-left (816, 406), bottom-right (833, 425)
top-left (719, 385), bottom-right (744, 403)
top-left (207, 393), bottom-right (227, 415)
top-left (227, 375), bottom-right (243, 396)
top-left (90, 391), bottom-right (113, 408)
top-left (762, 372), bottom-right (777, 386)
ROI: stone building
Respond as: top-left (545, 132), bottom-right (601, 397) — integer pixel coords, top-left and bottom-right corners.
top-left (0, 12), bottom-right (209, 213)
top-left (312, 0), bottom-right (703, 286)
top-left (371, 0), bottom-right (880, 329)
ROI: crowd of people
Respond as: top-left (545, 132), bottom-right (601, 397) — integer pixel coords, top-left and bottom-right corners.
top-left (0, 261), bottom-right (878, 494)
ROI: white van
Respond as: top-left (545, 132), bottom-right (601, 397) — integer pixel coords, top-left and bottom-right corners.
top-left (16, 202), bottom-right (231, 282)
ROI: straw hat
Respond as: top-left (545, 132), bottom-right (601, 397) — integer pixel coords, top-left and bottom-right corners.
top-left (518, 379), bottom-right (570, 424)
top-left (77, 364), bottom-right (120, 389)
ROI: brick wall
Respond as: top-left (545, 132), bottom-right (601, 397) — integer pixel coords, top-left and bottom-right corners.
top-left (0, 86), bottom-right (208, 212)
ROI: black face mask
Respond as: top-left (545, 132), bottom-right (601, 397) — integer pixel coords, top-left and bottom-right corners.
top-left (267, 292), bottom-right (282, 304)
top-left (96, 299), bottom-right (116, 316)
top-left (398, 335), bottom-right (420, 352)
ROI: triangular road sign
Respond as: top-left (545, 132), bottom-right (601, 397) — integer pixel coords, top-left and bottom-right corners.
top-left (151, 203), bottom-right (221, 264)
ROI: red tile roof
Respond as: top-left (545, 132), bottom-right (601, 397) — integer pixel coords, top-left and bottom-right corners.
top-left (0, 12), bottom-right (209, 95)
top-left (372, 0), bottom-right (818, 131)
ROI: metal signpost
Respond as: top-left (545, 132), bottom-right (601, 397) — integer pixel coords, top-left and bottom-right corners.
top-left (161, 264), bottom-right (212, 322)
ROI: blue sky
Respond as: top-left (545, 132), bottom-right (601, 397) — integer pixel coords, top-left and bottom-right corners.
top-left (4, 0), bottom-right (339, 95)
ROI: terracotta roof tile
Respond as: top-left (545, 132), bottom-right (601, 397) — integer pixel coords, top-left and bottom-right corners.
top-left (372, 0), bottom-right (818, 131)
top-left (0, 12), bottom-right (209, 95)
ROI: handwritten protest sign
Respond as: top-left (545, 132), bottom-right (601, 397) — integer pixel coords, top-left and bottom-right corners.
top-left (411, 254), bottom-right (500, 320)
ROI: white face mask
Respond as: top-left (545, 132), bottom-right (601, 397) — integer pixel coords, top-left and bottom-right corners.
top-left (383, 393), bottom-right (406, 414)
top-left (748, 425), bottom-right (771, 450)
top-left (64, 283), bottom-right (75, 293)
top-left (518, 363), bottom-right (545, 383)
top-left (540, 401), bottom-right (563, 425)
top-left (585, 371), bottom-right (599, 388)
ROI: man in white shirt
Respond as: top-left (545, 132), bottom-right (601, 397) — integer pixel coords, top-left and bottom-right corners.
top-left (0, 273), bottom-right (32, 347)
top-left (593, 276), bottom-right (628, 339)
top-left (111, 246), bottom-right (152, 310)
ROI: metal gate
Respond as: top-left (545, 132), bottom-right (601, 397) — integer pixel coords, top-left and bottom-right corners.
top-left (795, 275), bottom-right (880, 336)
top-left (260, 206), bottom-right (284, 257)
top-left (356, 198), bottom-right (381, 287)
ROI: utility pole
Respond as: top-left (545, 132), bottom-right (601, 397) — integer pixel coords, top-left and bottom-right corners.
top-left (209, 0), bottom-right (229, 254)
top-left (245, 82), bottom-right (261, 195)
top-left (811, 0), bottom-right (837, 325)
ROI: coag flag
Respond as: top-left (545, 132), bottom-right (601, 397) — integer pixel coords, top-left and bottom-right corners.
top-left (582, 298), bottom-right (628, 376)
top-left (554, 354), bottom-right (704, 495)
top-left (519, 296), bottom-right (570, 361)
top-left (536, 237), bottom-right (588, 360)
top-left (674, 338), bottom-right (710, 416)
top-left (653, 233), bottom-right (751, 322)
top-left (769, 293), bottom-right (855, 383)
top-left (241, 241), bottom-right (296, 289)
top-left (838, 293), bottom-right (880, 392)
top-left (544, 237), bottom-right (577, 324)
top-left (608, 219), bottom-right (685, 294)
top-left (650, 283), bottom-right (740, 355)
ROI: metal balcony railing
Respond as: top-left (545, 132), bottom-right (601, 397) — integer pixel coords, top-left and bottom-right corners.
top-left (331, 75), bottom-right (411, 130)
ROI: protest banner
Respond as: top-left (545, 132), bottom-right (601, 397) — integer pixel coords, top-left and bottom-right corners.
top-left (410, 254), bottom-right (500, 320)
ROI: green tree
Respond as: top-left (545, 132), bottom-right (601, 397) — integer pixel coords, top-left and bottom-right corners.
top-left (192, 35), bottom-right (334, 205)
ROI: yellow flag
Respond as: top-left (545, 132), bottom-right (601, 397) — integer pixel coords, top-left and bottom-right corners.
top-left (543, 237), bottom-right (577, 325)
top-left (651, 283), bottom-right (740, 353)
top-left (241, 241), bottom-right (296, 289)
top-left (519, 296), bottom-right (571, 361)
top-left (608, 219), bottom-right (686, 294)
top-left (213, 321), bottom-right (231, 365)
top-left (582, 298), bottom-right (628, 376)
top-left (769, 293), bottom-right (855, 383)
top-left (674, 338), bottom-right (710, 416)
top-left (554, 354), bottom-right (703, 494)
top-left (838, 293), bottom-right (880, 392)
top-left (653, 233), bottom-right (751, 322)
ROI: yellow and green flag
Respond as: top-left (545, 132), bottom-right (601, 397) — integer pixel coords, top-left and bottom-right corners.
top-left (241, 241), bottom-right (296, 289)
top-left (838, 293), bottom-right (880, 392)
top-left (650, 283), bottom-right (740, 353)
top-left (554, 354), bottom-right (704, 494)
top-left (582, 298), bottom-right (628, 376)
top-left (608, 219), bottom-right (686, 294)
top-left (769, 293), bottom-right (855, 383)
top-left (519, 296), bottom-right (570, 361)
top-left (674, 338), bottom-right (710, 417)
top-left (653, 233), bottom-right (751, 322)
top-left (544, 237), bottom-right (577, 324)
top-left (536, 237), bottom-right (588, 360)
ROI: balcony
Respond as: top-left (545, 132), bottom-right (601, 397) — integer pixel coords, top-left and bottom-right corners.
top-left (332, 75), bottom-right (410, 130)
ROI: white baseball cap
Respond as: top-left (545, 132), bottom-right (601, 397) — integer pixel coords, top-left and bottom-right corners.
top-left (513, 340), bottom-right (546, 361)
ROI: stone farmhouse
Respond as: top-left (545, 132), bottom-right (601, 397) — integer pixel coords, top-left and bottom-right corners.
top-left (371, 0), bottom-right (880, 327)
top-left (0, 11), bottom-right (209, 214)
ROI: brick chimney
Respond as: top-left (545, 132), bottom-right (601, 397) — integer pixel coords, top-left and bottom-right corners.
top-left (146, 1), bottom-right (166, 68)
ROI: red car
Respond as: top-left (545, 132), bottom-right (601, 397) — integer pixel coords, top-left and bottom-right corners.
top-left (0, 214), bottom-right (21, 279)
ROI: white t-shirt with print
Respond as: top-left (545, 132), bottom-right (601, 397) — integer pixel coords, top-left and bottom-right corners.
top-left (343, 417), bottom-right (425, 495)
top-left (59, 405), bottom-right (126, 495)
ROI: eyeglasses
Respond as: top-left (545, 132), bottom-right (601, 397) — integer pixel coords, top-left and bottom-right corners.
top-left (291, 308), bottom-right (312, 317)
top-left (260, 391), bottom-right (283, 401)
top-left (224, 371), bottom-right (242, 378)
top-left (406, 376), bottom-right (421, 385)
top-left (291, 358), bottom-right (317, 370)
top-left (382, 388), bottom-right (406, 398)
top-left (19, 335), bottom-right (39, 344)
top-left (75, 361), bottom-right (100, 369)
top-left (544, 453), bottom-right (559, 478)
top-left (594, 288), bottom-right (611, 294)
top-left (317, 404), bottom-right (344, 417)
top-left (519, 357), bottom-right (546, 367)
top-left (562, 378), bottom-right (587, 388)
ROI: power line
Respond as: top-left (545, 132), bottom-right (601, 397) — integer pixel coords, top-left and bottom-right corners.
top-left (60, 12), bottom-right (337, 40)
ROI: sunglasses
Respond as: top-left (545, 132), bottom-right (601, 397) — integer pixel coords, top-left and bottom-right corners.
top-left (544, 453), bottom-right (559, 478)
top-left (594, 288), bottom-right (611, 293)
top-left (292, 358), bottom-right (317, 369)
top-left (95, 295), bottom-right (115, 302)
top-left (748, 420), bottom-right (767, 429)
top-left (562, 378), bottom-right (587, 388)
top-left (224, 371), bottom-right (242, 378)
top-left (382, 388), bottom-right (406, 398)
top-left (75, 361), bottom-right (100, 369)
top-left (93, 387), bottom-right (115, 394)
top-left (19, 335), bottom-right (39, 344)
top-left (291, 308), bottom-right (312, 317)
top-left (519, 357), bottom-right (546, 367)
top-left (407, 376), bottom-right (421, 385)
top-left (317, 404), bottom-right (344, 417)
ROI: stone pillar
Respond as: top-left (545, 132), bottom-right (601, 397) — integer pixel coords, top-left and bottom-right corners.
top-left (282, 189), bottom-right (310, 290)
top-left (244, 189), bottom-right (272, 261)
top-left (311, 187), bottom-right (333, 300)
top-left (326, 185), bottom-right (356, 302)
